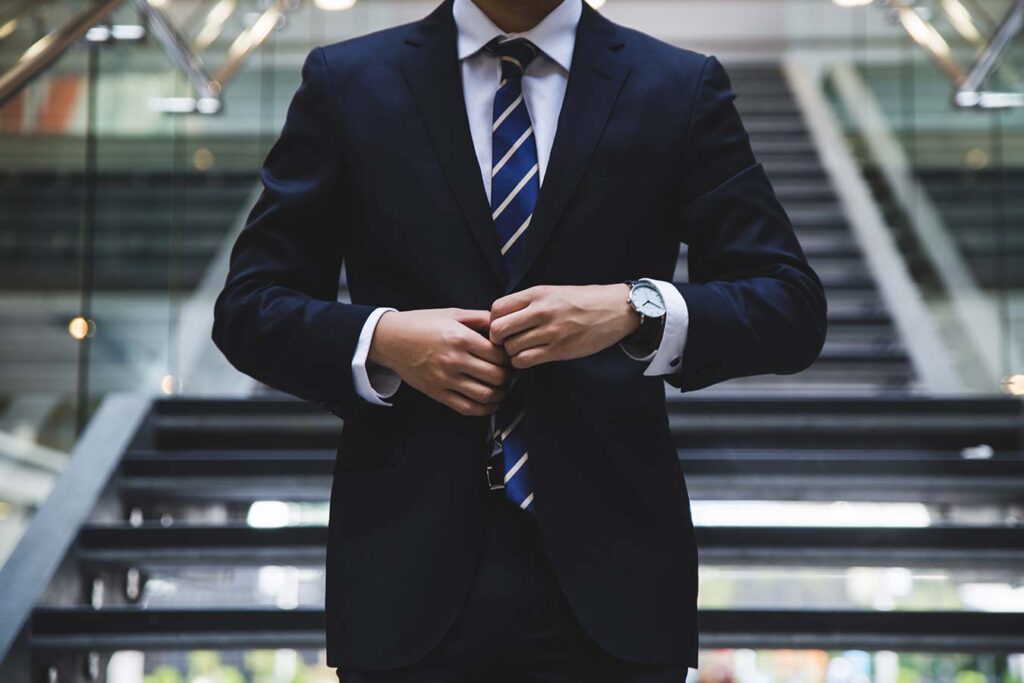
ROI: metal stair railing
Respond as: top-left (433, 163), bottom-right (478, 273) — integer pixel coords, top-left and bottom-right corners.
top-left (0, 0), bottom-right (291, 114)
top-left (881, 0), bottom-right (1024, 108)
top-left (781, 58), bottom-right (963, 393)
top-left (827, 61), bottom-right (1023, 388)
top-left (0, 394), bottom-right (150, 678)
top-left (0, 0), bottom-right (125, 108)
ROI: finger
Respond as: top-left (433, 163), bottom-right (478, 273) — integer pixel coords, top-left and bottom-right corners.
top-left (503, 327), bottom-right (552, 357)
top-left (458, 354), bottom-right (510, 387)
top-left (460, 330), bottom-right (509, 366)
top-left (490, 288), bottom-right (538, 322)
top-left (451, 376), bottom-right (506, 405)
top-left (451, 308), bottom-right (492, 334)
top-left (489, 306), bottom-right (544, 344)
top-left (441, 389), bottom-right (499, 417)
top-left (510, 345), bottom-right (551, 369)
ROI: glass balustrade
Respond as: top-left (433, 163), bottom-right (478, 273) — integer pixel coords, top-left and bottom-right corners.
top-left (0, 0), bottom-right (384, 568)
top-left (781, 0), bottom-right (1024, 394)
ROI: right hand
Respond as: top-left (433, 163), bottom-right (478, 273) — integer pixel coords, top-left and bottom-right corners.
top-left (367, 308), bottom-right (510, 416)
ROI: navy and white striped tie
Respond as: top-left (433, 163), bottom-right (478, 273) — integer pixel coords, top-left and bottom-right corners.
top-left (487, 37), bottom-right (540, 514)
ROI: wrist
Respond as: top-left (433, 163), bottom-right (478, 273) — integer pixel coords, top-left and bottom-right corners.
top-left (367, 310), bottom-right (401, 371)
top-left (613, 283), bottom-right (641, 340)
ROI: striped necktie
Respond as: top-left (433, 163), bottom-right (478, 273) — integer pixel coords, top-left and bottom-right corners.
top-left (486, 37), bottom-right (540, 514)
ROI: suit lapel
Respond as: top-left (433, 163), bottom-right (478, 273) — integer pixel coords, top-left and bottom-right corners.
top-left (401, 0), bottom-right (508, 289)
top-left (505, 3), bottom-right (630, 293)
top-left (400, 0), bottom-right (630, 294)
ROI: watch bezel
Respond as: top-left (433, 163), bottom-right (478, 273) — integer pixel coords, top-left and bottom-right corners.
top-left (627, 279), bottom-right (667, 320)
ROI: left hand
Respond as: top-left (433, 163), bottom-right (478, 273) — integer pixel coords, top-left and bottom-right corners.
top-left (489, 284), bottom-right (640, 369)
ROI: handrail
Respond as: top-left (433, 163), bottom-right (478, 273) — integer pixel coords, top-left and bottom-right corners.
top-left (888, 0), bottom-right (967, 87)
top-left (782, 59), bottom-right (964, 394)
top-left (211, 0), bottom-right (287, 91)
top-left (828, 62), bottom-right (1021, 388)
top-left (142, 0), bottom-right (291, 115)
top-left (132, 0), bottom-right (220, 108)
top-left (0, 394), bottom-right (150, 669)
top-left (0, 0), bottom-right (38, 37)
top-left (0, 0), bottom-right (125, 108)
top-left (883, 0), bottom-right (1024, 108)
top-left (956, 0), bottom-right (1024, 107)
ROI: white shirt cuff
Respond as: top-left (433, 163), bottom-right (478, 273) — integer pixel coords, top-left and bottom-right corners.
top-left (352, 307), bottom-right (402, 406)
top-left (619, 279), bottom-right (689, 376)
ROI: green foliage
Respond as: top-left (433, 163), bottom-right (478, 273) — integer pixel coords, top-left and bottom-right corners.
top-left (179, 650), bottom-right (245, 683)
top-left (142, 666), bottom-right (184, 683)
top-left (954, 671), bottom-right (989, 683)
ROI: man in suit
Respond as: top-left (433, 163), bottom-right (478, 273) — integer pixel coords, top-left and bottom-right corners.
top-left (212, 0), bottom-right (827, 679)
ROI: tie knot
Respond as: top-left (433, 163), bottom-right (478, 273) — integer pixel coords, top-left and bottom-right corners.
top-left (485, 37), bottom-right (539, 81)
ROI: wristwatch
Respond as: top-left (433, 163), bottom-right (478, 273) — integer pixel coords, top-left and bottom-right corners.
top-left (624, 279), bottom-right (667, 350)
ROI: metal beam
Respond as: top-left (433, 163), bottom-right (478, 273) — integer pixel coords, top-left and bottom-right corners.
top-left (956, 0), bottom-right (1024, 107)
top-left (0, 0), bottom-right (125, 108)
top-left (131, 0), bottom-right (220, 110)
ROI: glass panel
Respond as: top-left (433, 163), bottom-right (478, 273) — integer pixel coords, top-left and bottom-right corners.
top-left (799, 0), bottom-right (1024, 393)
top-left (0, 0), bottom-right (314, 566)
top-left (0, 0), bottom-right (94, 567)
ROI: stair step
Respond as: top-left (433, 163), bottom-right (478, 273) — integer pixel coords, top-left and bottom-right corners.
top-left (118, 445), bottom-right (1024, 507)
top-left (744, 118), bottom-right (809, 136)
top-left (28, 607), bottom-right (1024, 652)
top-left (75, 523), bottom-right (1024, 568)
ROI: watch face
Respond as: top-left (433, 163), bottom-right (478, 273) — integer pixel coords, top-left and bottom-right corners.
top-left (630, 282), bottom-right (666, 318)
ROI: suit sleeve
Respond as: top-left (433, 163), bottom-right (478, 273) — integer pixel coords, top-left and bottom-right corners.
top-left (666, 55), bottom-right (828, 392)
top-left (212, 47), bottom-right (376, 417)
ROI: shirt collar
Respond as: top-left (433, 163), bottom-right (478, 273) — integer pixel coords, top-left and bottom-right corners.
top-left (452, 0), bottom-right (582, 72)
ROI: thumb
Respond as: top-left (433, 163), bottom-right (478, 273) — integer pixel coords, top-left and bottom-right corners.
top-left (451, 308), bottom-right (492, 334)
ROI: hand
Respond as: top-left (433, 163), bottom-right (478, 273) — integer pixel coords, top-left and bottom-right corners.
top-left (368, 308), bottom-right (510, 416)
top-left (489, 284), bottom-right (640, 369)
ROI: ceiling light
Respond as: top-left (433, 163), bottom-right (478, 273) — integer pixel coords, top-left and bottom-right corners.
top-left (314, 0), bottom-right (357, 9)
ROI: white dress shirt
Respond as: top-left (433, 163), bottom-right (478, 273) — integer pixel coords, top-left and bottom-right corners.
top-left (350, 0), bottom-right (689, 405)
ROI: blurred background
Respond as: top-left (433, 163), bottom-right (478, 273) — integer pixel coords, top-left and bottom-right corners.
top-left (0, 0), bottom-right (1023, 681)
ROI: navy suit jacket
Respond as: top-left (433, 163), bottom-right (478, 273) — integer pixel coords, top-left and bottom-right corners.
top-left (213, 0), bottom-right (827, 670)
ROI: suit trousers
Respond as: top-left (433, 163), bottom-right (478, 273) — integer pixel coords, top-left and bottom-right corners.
top-left (335, 485), bottom-right (690, 683)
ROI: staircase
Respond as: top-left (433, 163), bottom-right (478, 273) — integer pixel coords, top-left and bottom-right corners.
top-left (3, 394), bottom-right (1023, 679)
top-left (0, 170), bottom-right (255, 291)
top-left (917, 168), bottom-right (1024, 289)
top-left (3, 65), bottom-right (1023, 681)
top-left (676, 64), bottom-right (917, 396)
top-left (838, 63), bottom-right (1024, 293)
